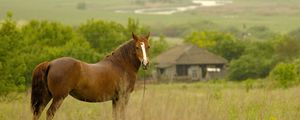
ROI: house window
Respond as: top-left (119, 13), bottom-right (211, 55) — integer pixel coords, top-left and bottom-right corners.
top-left (207, 67), bottom-right (221, 72)
top-left (158, 68), bottom-right (165, 75)
top-left (176, 65), bottom-right (189, 76)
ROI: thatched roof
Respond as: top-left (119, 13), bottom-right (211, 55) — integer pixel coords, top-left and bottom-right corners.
top-left (153, 44), bottom-right (228, 68)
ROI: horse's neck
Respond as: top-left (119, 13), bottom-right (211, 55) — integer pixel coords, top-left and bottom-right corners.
top-left (105, 43), bottom-right (140, 72)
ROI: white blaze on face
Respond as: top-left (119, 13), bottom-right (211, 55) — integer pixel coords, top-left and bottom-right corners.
top-left (140, 42), bottom-right (148, 65)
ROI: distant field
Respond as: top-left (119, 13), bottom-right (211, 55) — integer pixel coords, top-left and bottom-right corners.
top-left (1, 0), bottom-right (300, 33)
top-left (1, 82), bottom-right (300, 120)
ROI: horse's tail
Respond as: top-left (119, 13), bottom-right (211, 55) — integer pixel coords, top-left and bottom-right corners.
top-left (31, 61), bottom-right (51, 115)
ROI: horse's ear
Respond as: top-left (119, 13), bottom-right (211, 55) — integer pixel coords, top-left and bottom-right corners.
top-left (132, 32), bottom-right (138, 41)
top-left (146, 32), bottom-right (150, 40)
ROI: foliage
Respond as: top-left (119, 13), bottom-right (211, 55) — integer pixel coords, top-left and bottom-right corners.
top-left (274, 35), bottom-right (300, 62)
top-left (77, 19), bottom-right (129, 53)
top-left (150, 35), bottom-right (169, 57)
top-left (227, 39), bottom-right (277, 81)
top-left (127, 18), bottom-right (149, 36)
top-left (0, 13), bottom-right (25, 95)
top-left (288, 27), bottom-right (300, 40)
top-left (184, 30), bottom-right (244, 61)
top-left (228, 55), bottom-right (274, 81)
top-left (269, 63), bottom-right (299, 88)
top-left (211, 38), bottom-right (245, 61)
top-left (185, 31), bottom-right (234, 48)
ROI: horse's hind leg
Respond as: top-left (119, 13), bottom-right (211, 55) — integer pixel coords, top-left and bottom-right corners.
top-left (46, 97), bottom-right (66, 120)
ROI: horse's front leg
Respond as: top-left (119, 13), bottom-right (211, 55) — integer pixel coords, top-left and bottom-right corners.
top-left (112, 94), bottom-right (130, 120)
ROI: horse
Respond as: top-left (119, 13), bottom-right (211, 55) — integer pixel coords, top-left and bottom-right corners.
top-left (31, 32), bottom-right (150, 120)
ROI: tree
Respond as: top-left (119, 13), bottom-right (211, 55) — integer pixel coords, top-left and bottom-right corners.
top-left (184, 30), bottom-right (244, 61)
top-left (150, 35), bottom-right (169, 57)
top-left (274, 35), bottom-right (300, 62)
top-left (211, 39), bottom-right (245, 61)
top-left (228, 40), bottom-right (276, 80)
top-left (269, 63), bottom-right (298, 88)
top-left (228, 55), bottom-right (274, 80)
top-left (0, 12), bottom-right (25, 94)
top-left (22, 20), bottom-right (74, 47)
top-left (0, 12), bottom-right (22, 62)
top-left (0, 17), bottom-right (102, 95)
top-left (77, 19), bottom-right (129, 53)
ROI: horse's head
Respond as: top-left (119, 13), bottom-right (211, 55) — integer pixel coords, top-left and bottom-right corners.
top-left (132, 32), bottom-right (150, 70)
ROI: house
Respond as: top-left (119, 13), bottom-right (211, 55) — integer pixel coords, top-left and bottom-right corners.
top-left (153, 44), bottom-right (228, 81)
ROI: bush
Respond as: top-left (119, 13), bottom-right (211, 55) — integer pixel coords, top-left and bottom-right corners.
top-left (228, 55), bottom-right (273, 81)
top-left (269, 63), bottom-right (299, 88)
top-left (77, 19), bottom-right (129, 53)
top-left (184, 30), bottom-right (245, 61)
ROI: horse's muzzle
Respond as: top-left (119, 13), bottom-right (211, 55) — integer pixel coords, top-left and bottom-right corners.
top-left (142, 60), bottom-right (149, 70)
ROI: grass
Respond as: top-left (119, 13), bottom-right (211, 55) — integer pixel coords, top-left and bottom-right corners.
top-left (1, 0), bottom-right (300, 33)
top-left (1, 81), bottom-right (300, 120)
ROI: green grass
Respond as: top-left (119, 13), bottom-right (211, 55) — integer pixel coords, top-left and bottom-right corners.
top-left (1, 0), bottom-right (300, 33)
top-left (1, 81), bottom-right (300, 120)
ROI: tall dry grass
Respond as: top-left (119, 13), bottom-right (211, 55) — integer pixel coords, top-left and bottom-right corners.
top-left (0, 82), bottom-right (300, 120)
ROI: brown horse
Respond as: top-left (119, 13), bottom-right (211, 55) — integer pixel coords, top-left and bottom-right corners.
top-left (31, 32), bottom-right (150, 120)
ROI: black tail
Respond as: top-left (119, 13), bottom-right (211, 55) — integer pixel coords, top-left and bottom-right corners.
top-left (31, 61), bottom-right (51, 115)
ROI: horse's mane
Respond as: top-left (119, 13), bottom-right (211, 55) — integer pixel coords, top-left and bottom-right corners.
top-left (103, 40), bottom-right (140, 71)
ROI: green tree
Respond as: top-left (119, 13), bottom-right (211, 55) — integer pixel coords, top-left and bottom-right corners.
top-left (0, 12), bottom-right (25, 94)
top-left (274, 35), bottom-right (300, 62)
top-left (0, 12), bottom-right (22, 62)
top-left (269, 63), bottom-right (298, 88)
top-left (127, 18), bottom-right (150, 36)
top-left (184, 30), bottom-right (243, 61)
top-left (211, 39), bottom-right (245, 61)
top-left (228, 40), bottom-right (276, 80)
top-left (150, 35), bottom-right (169, 57)
top-left (228, 55), bottom-right (273, 80)
top-left (22, 20), bottom-right (74, 47)
top-left (288, 27), bottom-right (300, 40)
top-left (77, 19), bottom-right (129, 53)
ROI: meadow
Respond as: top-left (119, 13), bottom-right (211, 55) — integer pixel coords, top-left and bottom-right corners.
top-left (1, 0), bottom-right (300, 120)
top-left (1, 81), bottom-right (300, 120)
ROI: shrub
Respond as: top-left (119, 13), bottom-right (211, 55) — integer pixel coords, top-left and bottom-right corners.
top-left (77, 19), bottom-right (129, 53)
top-left (269, 63), bottom-right (299, 88)
top-left (228, 55), bottom-right (273, 81)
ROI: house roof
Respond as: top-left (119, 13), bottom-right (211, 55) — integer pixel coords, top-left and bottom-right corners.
top-left (153, 44), bottom-right (228, 68)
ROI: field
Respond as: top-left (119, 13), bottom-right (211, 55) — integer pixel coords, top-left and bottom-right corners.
top-left (1, 0), bottom-right (300, 33)
top-left (1, 0), bottom-right (300, 120)
top-left (1, 81), bottom-right (300, 120)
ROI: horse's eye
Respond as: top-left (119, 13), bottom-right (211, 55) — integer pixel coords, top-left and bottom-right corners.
top-left (136, 46), bottom-right (139, 49)
top-left (148, 46), bottom-right (150, 49)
